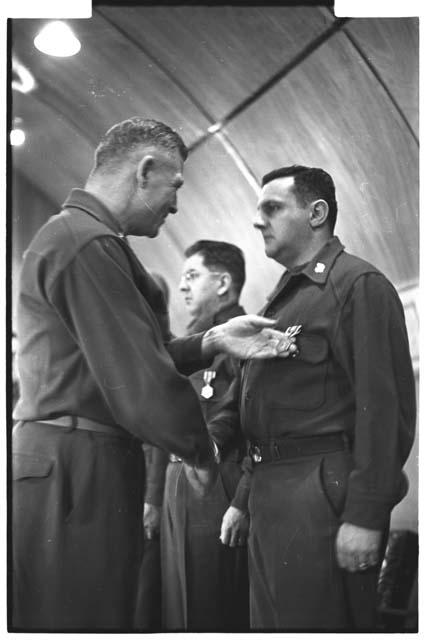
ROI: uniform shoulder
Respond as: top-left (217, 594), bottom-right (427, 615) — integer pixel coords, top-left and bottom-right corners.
top-left (330, 248), bottom-right (391, 300)
top-left (23, 208), bottom-right (122, 292)
top-left (26, 208), bottom-right (118, 258)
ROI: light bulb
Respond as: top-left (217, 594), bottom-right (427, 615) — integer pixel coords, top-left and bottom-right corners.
top-left (34, 21), bottom-right (81, 57)
top-left (10, 129), bottom-right (26, 146)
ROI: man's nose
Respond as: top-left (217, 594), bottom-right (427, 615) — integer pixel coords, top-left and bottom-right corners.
top-left (253, 211), bottom-right (266, 229)
top-left (179, 276), bottom-right (189, 292)
top-left (168, 195), bottom-right (178, 215)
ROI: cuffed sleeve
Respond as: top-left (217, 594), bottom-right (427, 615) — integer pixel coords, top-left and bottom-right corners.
top-left (143, 446), bottom-right (169, 506)
top-left (207, 374), bottom-right (242, 452)
top-left (166, 334), bottom-right (212, 376)
top-left (335, 273), bottom-right (416, 529)
top-left (230, 455), bottom-right (252, 512)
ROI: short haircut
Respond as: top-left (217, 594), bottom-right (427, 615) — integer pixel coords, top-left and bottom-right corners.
top-left (262, 165), bottom-right (338, 232)
top-left (94, 117), bottom-right (188, 172)
top-left (185, 240), bottom-right (246, 296)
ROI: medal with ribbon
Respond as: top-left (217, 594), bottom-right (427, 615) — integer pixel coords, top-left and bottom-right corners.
top-left (284, 324), bottom-right (302, 357)
top-left (201, 370), bottom-right (216, 399)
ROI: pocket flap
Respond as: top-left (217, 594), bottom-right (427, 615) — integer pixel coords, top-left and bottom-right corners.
top-left (297, 334), bottom-right (329, 363)
top-left (13, 452), bottom-right (53, 481)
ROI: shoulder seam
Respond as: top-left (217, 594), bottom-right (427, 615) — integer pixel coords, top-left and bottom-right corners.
top-left (47, 230), bottom-right (125, 295)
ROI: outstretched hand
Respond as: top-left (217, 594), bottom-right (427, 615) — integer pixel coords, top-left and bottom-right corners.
top-left (203, 314), bottom-right (298, 360)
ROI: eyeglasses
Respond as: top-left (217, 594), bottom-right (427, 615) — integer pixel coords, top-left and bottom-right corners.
top-left (180, 270), bottom-right (223, 283)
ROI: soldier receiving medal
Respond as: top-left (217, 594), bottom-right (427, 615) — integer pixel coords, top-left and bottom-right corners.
top-left (160, 240), bottom-right (252, 631)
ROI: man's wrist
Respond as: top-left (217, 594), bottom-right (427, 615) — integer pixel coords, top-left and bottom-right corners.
top-left (202, 325), bottom-right (223, 358)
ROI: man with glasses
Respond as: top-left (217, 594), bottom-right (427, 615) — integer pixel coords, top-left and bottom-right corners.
top-left (160, 240), bottom-right (250, 631)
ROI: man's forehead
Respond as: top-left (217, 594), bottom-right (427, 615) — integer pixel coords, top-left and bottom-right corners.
top-left (182, 253), bottom-right (205, 270)
top-left (259, 176), bottom-right (295, 201)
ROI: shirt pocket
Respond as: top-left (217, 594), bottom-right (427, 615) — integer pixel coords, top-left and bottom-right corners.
top-left (12, 452), bottom-right (54, 481)
top-left (265, 333), bottom-right (329, 410)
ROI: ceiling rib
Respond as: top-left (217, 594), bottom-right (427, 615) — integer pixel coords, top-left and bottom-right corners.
top-left (341, 25), bottom-right (419, 147)
top-left (321, 6), bottom-right (419, 147)
top-left (188, 17), bottom-right (350, 153)
top-left (96, 6), bottom-right (261, 192)
top-left (97, 10), bottom-right (350, 193)
top-left (214, 131), bottom-right (261, 194)
top-left (95, 7), bottom-right (216, 125)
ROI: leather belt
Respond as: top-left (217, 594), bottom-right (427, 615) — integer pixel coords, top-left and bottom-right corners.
top-left (249, 432), bottom-right (348, 463)
top-left (35, 415), bottom-right (131, 440)
top-left (169, 453), bottom-right (183, 463)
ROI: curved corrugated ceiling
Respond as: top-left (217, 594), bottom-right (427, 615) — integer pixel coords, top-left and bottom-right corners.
top-left (11, 7), bottom-right (418, 334)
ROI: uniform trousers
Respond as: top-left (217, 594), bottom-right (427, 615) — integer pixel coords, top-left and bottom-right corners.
top-left (161, 461), bottom-right (249, 631)
top-left (12, 421), bottom-right (144, 631)
top-left (133, 536), bottom-right (162, 629)
top-left (248, 450), bottom-right (383, 630)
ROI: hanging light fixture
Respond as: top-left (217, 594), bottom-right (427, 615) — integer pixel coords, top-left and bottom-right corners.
top-left (10, 117), bottom-right (26, 147)
top-left (10, 128), bottom-right (26, 146)
top-left (34, 21), bottom-right (81, 57)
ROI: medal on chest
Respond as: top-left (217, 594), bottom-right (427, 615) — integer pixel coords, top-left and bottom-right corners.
top-left (284, 324), bottom-right (302, 357)
top-left (201, 370), bottom-right (216, 399)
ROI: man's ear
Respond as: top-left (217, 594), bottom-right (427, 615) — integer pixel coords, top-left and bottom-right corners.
top-left (136, 155), bottom-right (155, 188)
top-left (217, 273), bottom-right (231, 296)
top-left (309, 199), bottom-right (329, 228)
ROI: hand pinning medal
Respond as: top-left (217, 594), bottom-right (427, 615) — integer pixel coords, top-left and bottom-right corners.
top-left (284, 325), bottom-right (302, 357)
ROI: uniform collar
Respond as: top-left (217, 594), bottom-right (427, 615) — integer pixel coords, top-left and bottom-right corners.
top-left (266, 237), bottom-right (344, 303)
top-left (297, 236), bottom-right (345, 284)
top-left (214, 302), bottom-right (245, 325)
top-left (61, 188), bottom-right (126, 238)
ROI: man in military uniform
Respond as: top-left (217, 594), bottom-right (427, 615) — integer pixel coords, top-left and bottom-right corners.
top-left (161, 240), bottom-right (250, 631)
top-left (11, 118), bottom-right (293, 631)
top-left (219, 165), bottom-right (416, 630)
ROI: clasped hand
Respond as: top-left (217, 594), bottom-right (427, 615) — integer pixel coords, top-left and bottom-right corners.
top-left (336, 522), bottom-right (382, 572)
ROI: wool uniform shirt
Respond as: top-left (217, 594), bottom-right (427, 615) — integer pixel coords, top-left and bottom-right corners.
top-left (212, 237), bottom-right (416, 530)
top-left (14, 188), bottom-right (213, 466)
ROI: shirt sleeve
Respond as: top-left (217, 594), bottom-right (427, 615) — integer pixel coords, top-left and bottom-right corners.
top-left (143, 446), bottom-right (169, 507)
top-left (48, 236), bottom-right (214, 466)
top-left (166, 334), bottom-right (212, 376)
top-left (334, 273), bottom-right (416, 530)
top-left (207, 370), bottom-right (243, 452)
top-left (206, 367), bottom-right (251, 510)
top-left (230, 454), bottom-right (252, 512)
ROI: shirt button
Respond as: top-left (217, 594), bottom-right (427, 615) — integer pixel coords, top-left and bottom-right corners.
top-left (245, 391), bottom-right (251, 400)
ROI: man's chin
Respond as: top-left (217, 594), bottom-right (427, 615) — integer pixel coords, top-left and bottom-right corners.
top-left (264, 244), bottom-right (275, 258)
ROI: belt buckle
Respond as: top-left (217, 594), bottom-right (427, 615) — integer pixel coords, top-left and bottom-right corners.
top-left (251, 445), bottom-right (262, 463)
